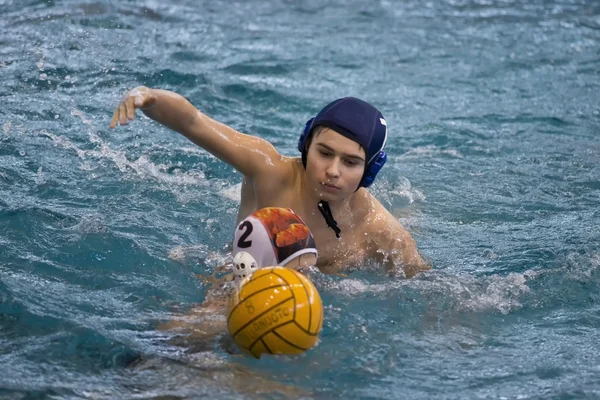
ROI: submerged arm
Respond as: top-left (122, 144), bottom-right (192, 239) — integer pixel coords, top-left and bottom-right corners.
top-left (368, 212), bottom-right (431, 278)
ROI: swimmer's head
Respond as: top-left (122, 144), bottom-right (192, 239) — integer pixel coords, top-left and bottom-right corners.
top-left (297, 97), bottom-right (388, 190)
top-left (232, 207), bottom-right (318, 276)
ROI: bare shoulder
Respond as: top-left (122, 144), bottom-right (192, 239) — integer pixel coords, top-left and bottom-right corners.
top-left (254, 154), bottom-right (298, 188)
top-left (364, 195), bottom-right (413, 245)
top-left (355, 190), bottom-right (402, 232)
top-left (286, 157), bottom-right (307, 186)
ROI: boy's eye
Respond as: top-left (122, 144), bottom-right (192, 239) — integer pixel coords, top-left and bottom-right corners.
top-left (344, 159), bottom-right (357, 166)
top-left (319, 151), bottom-right (332, 157)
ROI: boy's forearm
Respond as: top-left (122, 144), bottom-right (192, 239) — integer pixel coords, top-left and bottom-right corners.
top-left (141, 89), bottom-right (200, 136)
top-left (138, 89), bottom-right (267, 170)
top-left (374, 227), bottom-right (430, 278)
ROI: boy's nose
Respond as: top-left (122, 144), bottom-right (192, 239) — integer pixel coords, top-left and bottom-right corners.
top-left (325, 158), bottom-right (341, 178)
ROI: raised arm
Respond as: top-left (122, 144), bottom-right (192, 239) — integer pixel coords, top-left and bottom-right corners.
top-left (109, 86), bottom-right (284, 179)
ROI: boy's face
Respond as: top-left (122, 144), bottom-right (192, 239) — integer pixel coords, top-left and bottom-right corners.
top-left (305, 127), bottom-right (366, 201)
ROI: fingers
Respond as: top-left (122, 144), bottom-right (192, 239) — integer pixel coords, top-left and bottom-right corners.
top-left (126, 95), bottom-right (136, 121)
top-left (110, 87), bottom-right (148, 128)
top-left (109, 109), bottom-right (119, 129)
top-left (118, 101), bottom-right (128, 126)
top-left (109, 95), bottom-right (129, 129)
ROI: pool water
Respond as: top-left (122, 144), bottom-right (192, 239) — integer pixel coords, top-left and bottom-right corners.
top-left (1, 0), bottom-right (599, 398)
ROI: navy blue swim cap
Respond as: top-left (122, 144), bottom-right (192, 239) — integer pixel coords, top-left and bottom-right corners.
top-left (297, 97), bottom-right (388, 188)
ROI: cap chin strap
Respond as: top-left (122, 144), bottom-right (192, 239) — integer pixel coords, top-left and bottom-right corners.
top-left (318, 201), bottom-right (341, 239)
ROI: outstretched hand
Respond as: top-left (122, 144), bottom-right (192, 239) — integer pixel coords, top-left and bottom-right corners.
top-left (109, 86), bottom-right (157, 129)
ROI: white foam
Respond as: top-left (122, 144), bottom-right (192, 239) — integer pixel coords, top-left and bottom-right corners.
top-left (219, 182), bottom-right (242, 202)
top-left (168, 244), bottom-right (209, 263)
top-left (396, 145), bottom-right (464, 160)
top-left (321, 270), bottom-right (532, 315)
top-left (40, 118), bottom-right (208, 188)
top-left (370, 176), bottom-right (426, 207)
top-left (460, 273), bottom-right (530, 314)
top-left (42, 109), bottom-right (251, 206)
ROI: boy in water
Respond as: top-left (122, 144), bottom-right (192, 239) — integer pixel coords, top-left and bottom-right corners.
top-left (110, 87), bottom-right (429, 277)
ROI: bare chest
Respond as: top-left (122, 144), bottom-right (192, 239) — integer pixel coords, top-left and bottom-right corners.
top-left (313, 235), bottom-right (368, 273)
top-left (286, 203), bottom-right (369, 272)
top-left (249, 172), bottom-right (371, 272)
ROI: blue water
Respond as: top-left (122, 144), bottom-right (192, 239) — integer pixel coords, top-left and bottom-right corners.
top-left (1, 0), bottom-right (599, 398)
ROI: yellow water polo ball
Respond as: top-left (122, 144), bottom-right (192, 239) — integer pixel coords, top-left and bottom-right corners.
top-left (227, 266), bottom-right (323, 358)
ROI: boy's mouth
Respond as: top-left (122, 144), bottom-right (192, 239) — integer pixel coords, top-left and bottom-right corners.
top-left (321, 182), bottom-right (341, 191)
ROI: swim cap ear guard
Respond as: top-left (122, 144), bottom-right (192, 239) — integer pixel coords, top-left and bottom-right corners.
top-left (232, 251), bottom-right (259, 284)
top-left (360, 150), bottom-right (387, 188)
top-left (297, 98), bottom-right (388, 189)
top-left (297, 117), bottom-right (315, 153)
